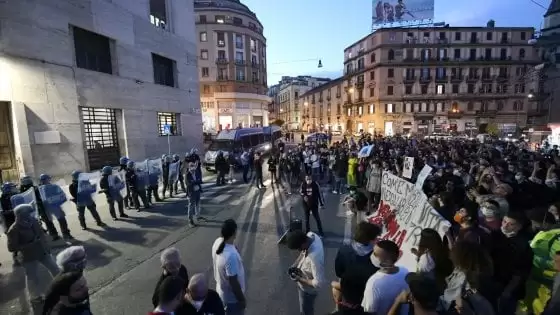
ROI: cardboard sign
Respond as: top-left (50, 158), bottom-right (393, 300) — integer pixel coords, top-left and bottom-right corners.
top-left (402, 157), bottom-right (414, 179)
top-left (367, 171), bottom-right (450, 270)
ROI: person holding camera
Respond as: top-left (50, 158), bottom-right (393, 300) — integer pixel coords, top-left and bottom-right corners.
top-left (300, 175), bottom-right (325, 237)
top-left (286, 230), bottom-right (326, 315)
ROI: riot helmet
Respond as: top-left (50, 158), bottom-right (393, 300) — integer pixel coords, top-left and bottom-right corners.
top-left (102, 166), bottom-right (113, 175)
top-left (39, 174), bottom-right (51, 185)
top-left (126, 160), bottom-right (135, 169)
top-left (71, 170), bottom-right (81, 181)
top-left (119, 156), bottom-right (129, 165)
top-left (20, 175), bottom-right (33, 187)
top-left (1, 182), bottom-right (17, 194)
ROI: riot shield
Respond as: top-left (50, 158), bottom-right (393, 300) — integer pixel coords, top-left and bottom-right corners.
top-left (134, 160), bottom-right (149, 189)
top-left (108, 174), bottom-right (126, 200)
top-left (147, 158), bottom-right (163, 186)
top-left (38, 184), bottom-right (67, 219)
top-left (168, 161), bottom-right (180, 183)
top-left (77, 172), bottom-right (98, 206)
top-left (10, 188), bottom-right (38, 218)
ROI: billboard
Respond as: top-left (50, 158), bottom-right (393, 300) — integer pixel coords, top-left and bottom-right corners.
top-left (372, 0), bottom-right (435, 25)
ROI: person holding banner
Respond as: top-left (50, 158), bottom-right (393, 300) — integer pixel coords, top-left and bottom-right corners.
top-left (99, 166), bottom-right (129, 220)
top-left (19, 175), bottom-right (65, 241)
top-left (69, 171), bottom-right (105, 230)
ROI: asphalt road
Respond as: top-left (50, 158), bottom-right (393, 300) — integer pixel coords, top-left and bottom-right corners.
top-left (0, 161), bottom-right (363, 315)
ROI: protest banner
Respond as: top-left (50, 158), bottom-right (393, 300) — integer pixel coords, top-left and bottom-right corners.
top-left (415, 164), bottom-right (433, 189)
top-left (367, 171), bottom-right (451, 270)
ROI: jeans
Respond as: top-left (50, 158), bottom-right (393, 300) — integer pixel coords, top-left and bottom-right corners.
top-left (303, 204), bottom-right (324, 234)
top-left (298, 289), bottom-right (317, 315)
top-left (225, 302), bottom-right (245, 315)
top-left (333, 176), bottom-right (346, 193)
top-left (311, 167), bottom-right (320, 182)
top-left (187, 194), bottom-right (201, 219)
top-left (23, 255), bottom-right (60, 299)
top-left (242, 164), bottom-right (250, 183)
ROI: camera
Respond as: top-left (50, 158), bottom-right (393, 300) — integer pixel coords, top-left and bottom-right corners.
top-left (287, 267), bottom-right (303, 280)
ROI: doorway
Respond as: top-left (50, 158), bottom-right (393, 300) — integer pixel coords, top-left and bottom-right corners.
top-left (81, 107), bottom-right (120, 171)
top-left (0, 102), bottom-right (17, 182)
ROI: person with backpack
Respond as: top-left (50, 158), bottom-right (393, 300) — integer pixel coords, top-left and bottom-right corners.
top-left (331, 222), bottom-right (381, 310)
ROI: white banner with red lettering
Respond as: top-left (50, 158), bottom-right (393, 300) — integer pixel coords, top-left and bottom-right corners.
top-left (366, 171), bottom-right (451, 270)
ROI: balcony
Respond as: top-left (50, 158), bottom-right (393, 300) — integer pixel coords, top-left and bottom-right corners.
top-left (447, 109), bottom-right (464, 119)
top-left (450, 75), bottom-right (463, 82)
top-left (476, 110), bottom-right (498, 117)
top-left (413, 111), bottom-right (436, 119)
top-left (235, 76), bottom-right (246, 82)
top-left (343, 100), bottom-right (352, 106)
top-left (435, 76), bottom-right (448, 83)
top-left (234, 59), bottom-right (246, 66)
top-left (217, 75), bottom-right (229, 81)
top-left (496, 75), bottom-right (509, 82)
top-left (216, 58), bottom-right (228, 64)
top-left (251, 61), bottom-right (259, 68)
top-left (403, 76), bottom-right (416, 83)
top-left (466, 76), bottom-right (479, 82)
top-left (481, 75), bottom-right (494, 82)
top-left (394, 56), bottom-right (536, 67)
top-left (419, 76), bottom-right (432, 83)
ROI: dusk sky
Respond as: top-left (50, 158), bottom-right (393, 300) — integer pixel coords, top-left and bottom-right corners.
top-left (240, 0), bottom-right (550, 84)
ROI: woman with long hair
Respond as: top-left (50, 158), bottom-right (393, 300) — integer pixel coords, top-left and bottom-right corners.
top-left (42, 271), bottom-right (92, 315)
top-left (412, 228), bottom-right (453, 293)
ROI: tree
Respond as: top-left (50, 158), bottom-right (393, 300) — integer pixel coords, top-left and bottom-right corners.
top-left (271, 119), bottom-right (285, 127)
top-left (486, 123), bottom-right (499, 135)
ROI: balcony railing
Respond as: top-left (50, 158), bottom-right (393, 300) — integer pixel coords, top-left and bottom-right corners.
top-left (251, 61), bottom-right (259, 68)
top-left (413, 111), bottom-right (437, 118)
top-left (481, 75), bottom-right (494, 82)
top-left (403, 76), bottom-right (416, 83)
top-left (450, 75), bottom-right (464, 82)
top-left (217, 75), bottom-right (229, 81)
top-left (447, 110), bottom-right (464, 118)
top-left (216, 58), bottom-right (228, 64)
top-left (466, 76), bottom-right (479, 82)
top-left (435, 76), bottom-right (448, 83)
top-left (419, 76), bottom-right (432, 83)
top-left (234, 59), bottom-right (246, 66)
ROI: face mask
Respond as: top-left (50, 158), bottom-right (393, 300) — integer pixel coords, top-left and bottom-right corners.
top-left (306, 180), bottom-right (312, 185)
top-left (453, 170), bottom-right (461, 176)
top-left (453, 213), bottom-right (465, 224)
top-left (480, 207), bottom-right (495, 217)
top-left (501, 226), bottom-right (518, 238)
top-left (515, 175), bottom-right (523, 181)
top-left (191, 299), bottom-right (204, 310)
top-left (370, 254), bottom-right (381, 268)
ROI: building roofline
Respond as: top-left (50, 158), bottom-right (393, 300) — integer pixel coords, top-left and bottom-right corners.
top-left (344, 25), bottom-right (536, 51)
top-left (194, 0), bottom-right (263, 28)
top-left (299, 76), bottom-right (344, 98)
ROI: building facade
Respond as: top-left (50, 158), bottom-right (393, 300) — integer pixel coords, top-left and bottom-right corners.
top-left (0, 0), bottom-right (202, 180)
top-left (342, 25), bottom-right (541, 136)
top-left (194, 0), bottom-right (270, 132)
top-left (274, 76), bottom-right (331, 130)
top-left (298, 78), bottom-right (346, 133)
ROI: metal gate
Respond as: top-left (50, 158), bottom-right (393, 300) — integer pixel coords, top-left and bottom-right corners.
top-left (81, 107), bottom-right (120, 171)
top-left (0, 102), bottom-right (17, 182)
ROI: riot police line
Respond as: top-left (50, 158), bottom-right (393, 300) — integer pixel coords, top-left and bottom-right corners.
top-left (0, 149), bottom-right (204, 265)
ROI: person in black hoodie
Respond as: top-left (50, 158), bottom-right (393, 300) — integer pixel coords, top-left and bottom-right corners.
top-left (215, 152), bottom-right (228, 186)
top-left (42, 271), bottom-right (93, 315)
top-left (176, 273), bottom-right (224, 315)
top-left (152, 247), bottom-right (189, 308)
top-left (300, 175), bottom-right (325, 236)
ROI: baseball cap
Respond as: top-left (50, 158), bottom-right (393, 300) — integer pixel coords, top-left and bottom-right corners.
top-left (405, 272), bottom-right (440, 310)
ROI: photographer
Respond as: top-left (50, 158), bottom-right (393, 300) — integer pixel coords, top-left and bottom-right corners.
top-left (300, 175), bottom-right (325, 237)
top-left (286, 230), bottom-right (326, 315)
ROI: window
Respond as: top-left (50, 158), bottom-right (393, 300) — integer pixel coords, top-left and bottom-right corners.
top-left (369, 88), bottom-right (375, 97)
top-left (248, 22), bottom-right (256, 29)
top-left (152, 53), bottom-right (176, 87)
top-left (388, 68), bottom-right (394, 78)
top-left (497, 101), bottom-right (504, 110)
top-left (485, 48), bottom-right (492, 59)
top-left (233, 17), bottom-right (242, 25)
top-left (500, 48), bottom-right (507, 60)
top-left (370, 71), bottom-right (375, 80)
top-left (200, 49), bottom-right (208, 60)
top-left (235, 51), bottom-right (244, 62)
top-left (469, 48), bottom-right (476, 60)
top-left (236, 67), bottom-right (245, 81)
top-left (388, 49), bottom-right (395, 60)
top-left (454, 49), bottom-right (461, 59)
top-left (158, 112), bottom-right (180, 136)
top-left (452, 84), bottom-right (459, 93)
top-left (519, 48), bottom-right (525, 59)
top-left (405, 103), bottom-right (412, 112)
top-left (486, 32), bottom-right (493, 40)
top-left (514, 101), bottom-right (524, 111)
top-left (385, 103), bottom-right (394, 113)
top-left (467, 102), bottom-right (474, 111)
top-left (203, 85), bottom-right (210, 94)
top-left (201, 67), bottom-right (209, 77)
top-left (405, 85), bottom-right (412, 94)
top-left (150, 0), bottom-right (168, 29)
top-left (358, 106), bottom-right (363, 115)
top-left (250, 38), bottom-right (256, 52)
top-left (387, 86), bottom-right (394, 95)
top-left (467, 84), bottom-right (475, 93)
top-left (370, 53), bottom-right (376, 63)
top-left (421, 85), bottom-right (428, 94)
top-left (235, 34), bottom-right (243, 49)
top-left (199, 15), bottom-right (207, 23)
top-left (217, 50), bottom-right (226, 59)
top-left (215, 15), bottom-right (225, 23)
top-left (73, 26), bottom-right (113, 74)
top-left (217, 32), bottom-right (225, 47)
top-left (436, 84), bottom-right (445, 94)
top-left (521, 32), bottom-right (527, 40)
top-left (347, 108), bottom-right (351, 116)
top-left (455, 32), bottom-right (461, 41)
top-left (200, 32), bottom-right (207, 42)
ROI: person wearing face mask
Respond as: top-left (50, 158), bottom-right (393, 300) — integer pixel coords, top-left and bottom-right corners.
top-left (186, 163), bottom-right (204, 227)
top-left (7, 204), bottom-right (60, 307)
top-left (494, 212), bottom-right (534, 315)
top-left (361, 240), bottom-right (409, 315)
top-left (42, 271), bottom-right (92, 315)
top-left (300, 175), bottom-right (325, 237)
top-left (479, 200), bottom-right (502, 231)
top-left (176, 273), bottom-right (224, 315)
top-left (449, 204), bottom-right (492, 252)
top-left (152, 247), bottom-right (189, 308)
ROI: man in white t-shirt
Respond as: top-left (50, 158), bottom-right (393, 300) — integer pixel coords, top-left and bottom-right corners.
top-left (361, 240), bottom-right (409, 315)
top-left (211, 219), bottom-right (246, 315)
top-left (286, 230), bottom-right (326, 315)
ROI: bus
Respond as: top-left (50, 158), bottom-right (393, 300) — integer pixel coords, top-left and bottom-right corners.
top-left (204, 127), bottom-right (272, 172)
top-left (263, 125), bottom-right (282, 144)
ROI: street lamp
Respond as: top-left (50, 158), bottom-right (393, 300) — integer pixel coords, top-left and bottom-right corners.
top-left (304, 101), bottom-right (309, 106)
top-left (348, 87), bottom-right (355, 94)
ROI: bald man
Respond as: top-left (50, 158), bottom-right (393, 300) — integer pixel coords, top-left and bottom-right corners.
top-left (176, 273), bottom-right (225, 315)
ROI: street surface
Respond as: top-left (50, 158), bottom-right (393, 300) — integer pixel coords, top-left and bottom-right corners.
top-left (0, 144), bottom-right (363, 315)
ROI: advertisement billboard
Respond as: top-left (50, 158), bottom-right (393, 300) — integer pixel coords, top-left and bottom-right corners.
top-left (372, 0), bottom-right (435, 25)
